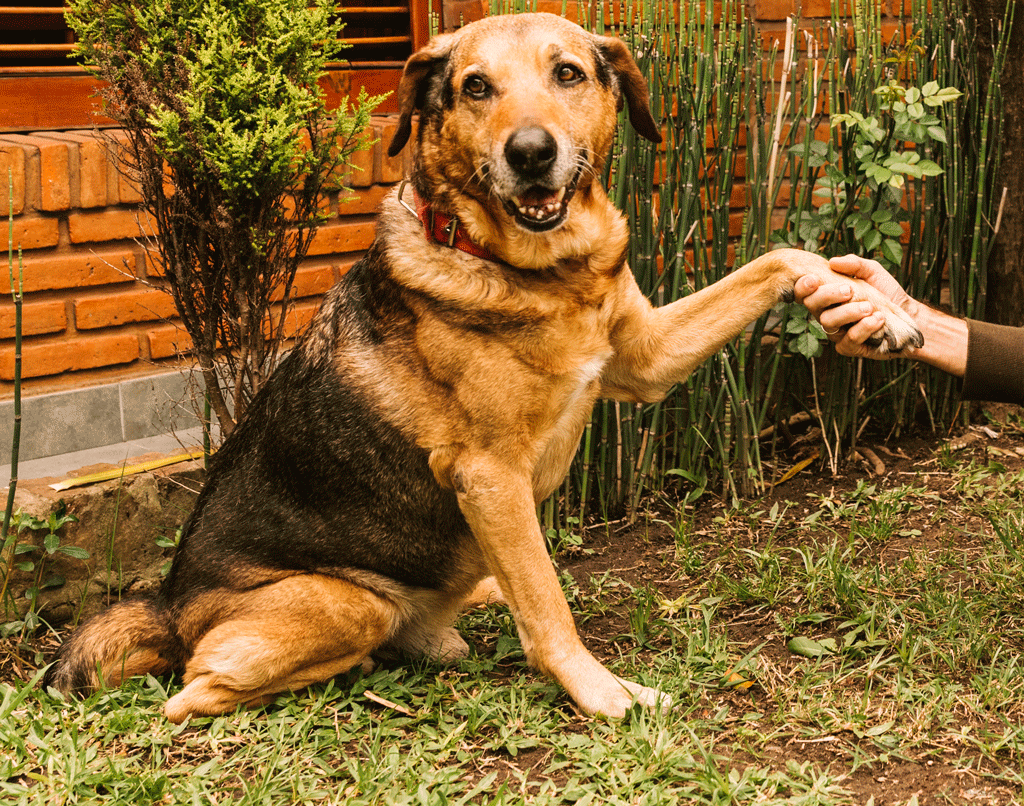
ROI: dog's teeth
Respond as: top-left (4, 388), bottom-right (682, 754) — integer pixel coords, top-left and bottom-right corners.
top-left (556, 186), bottom-right (566, 202)
top-left (512, 195), bottom-right (523, 207)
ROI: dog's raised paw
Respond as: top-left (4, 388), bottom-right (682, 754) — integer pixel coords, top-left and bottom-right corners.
top-left (864, 304), bottom-right (924, 354)
top-left (832, 271), bottom-right (924, 354)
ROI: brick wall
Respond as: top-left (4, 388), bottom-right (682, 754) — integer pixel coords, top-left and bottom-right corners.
top-left (0, 0), bottom-right (912, 428)
top-left (0, 117), bottom-right (407, 401)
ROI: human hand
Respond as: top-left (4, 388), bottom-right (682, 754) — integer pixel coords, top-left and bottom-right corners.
top-left (793, 255), bottom-right (921, 360)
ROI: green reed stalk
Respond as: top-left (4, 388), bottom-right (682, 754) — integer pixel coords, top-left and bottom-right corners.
top-left (533, 0), bottom-right (1004, 528)
top-left (2, 170), bottom-right (24, 613)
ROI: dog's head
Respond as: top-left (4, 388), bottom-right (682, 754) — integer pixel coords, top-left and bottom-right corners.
top-left (388, 13), bottom-right (661, 244)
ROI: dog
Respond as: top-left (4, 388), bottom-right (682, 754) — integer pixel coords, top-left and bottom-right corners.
top-left (43, 12), bottom-right (923, 722)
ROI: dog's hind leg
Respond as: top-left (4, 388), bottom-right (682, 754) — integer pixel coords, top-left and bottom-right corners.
top-left (462, 576), bottom-right (507, 608)
top-left (163, 574), bottom-right (400, 723)
top-left (379, 575), bottom-right (507, 665)
top-left (381, 589), bottom-right (473, 664)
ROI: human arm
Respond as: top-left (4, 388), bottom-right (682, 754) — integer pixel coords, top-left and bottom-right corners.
top-left (794, 254), bottom-right (1024, 404)
top-left (961, 319), bottom-right (1024, 404)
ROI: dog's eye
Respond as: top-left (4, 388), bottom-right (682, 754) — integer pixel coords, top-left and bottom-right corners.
top-left (556, 64), bottom-right (584, 84)
top-left (463, 75), bottom-right (489, 97)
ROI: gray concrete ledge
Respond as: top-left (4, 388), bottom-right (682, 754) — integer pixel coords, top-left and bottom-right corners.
top-left (1, 370), bottom-right (212, 481)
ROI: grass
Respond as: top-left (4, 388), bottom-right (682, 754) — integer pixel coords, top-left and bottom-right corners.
top-left (3, 436), bottom-right (1024, 804)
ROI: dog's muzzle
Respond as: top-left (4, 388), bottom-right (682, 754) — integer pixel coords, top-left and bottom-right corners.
top-left (498, 125), bottom-right (581, 233)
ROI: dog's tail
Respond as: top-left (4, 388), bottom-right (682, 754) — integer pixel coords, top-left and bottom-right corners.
top-left (42, 597), bottom-right (182, 695)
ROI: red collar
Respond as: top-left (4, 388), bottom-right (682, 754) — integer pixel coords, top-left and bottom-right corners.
top-left (399, 181), bottom-right (500, 263)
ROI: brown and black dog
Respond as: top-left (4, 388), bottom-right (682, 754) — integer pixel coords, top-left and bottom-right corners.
top-left (44, 13), bottom-right (923, 722)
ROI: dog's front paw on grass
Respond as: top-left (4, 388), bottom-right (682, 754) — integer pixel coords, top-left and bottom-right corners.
top-left (576, 676), bottom-right (671, 718)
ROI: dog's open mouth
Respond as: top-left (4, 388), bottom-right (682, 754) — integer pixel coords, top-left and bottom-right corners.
top-left (503, 169), bottom-right (581, 232)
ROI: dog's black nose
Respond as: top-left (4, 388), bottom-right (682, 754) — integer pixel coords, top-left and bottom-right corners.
top-left (504, 126), bottom-right (558, 179)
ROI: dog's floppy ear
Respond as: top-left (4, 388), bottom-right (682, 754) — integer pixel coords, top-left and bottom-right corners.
top-left (595, 36), bottom-right (663, 144)
top-left (387, 34), bottom-right (455, 158)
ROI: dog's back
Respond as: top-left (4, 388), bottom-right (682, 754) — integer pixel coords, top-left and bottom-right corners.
top-left (44, 244), bottom-right (479, 702)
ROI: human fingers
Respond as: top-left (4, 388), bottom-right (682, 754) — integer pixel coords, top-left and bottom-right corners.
top-left (833, 311), bottom-right (890, 359)
top-left (827, 254), bottom-right (901, 297)
top-left (828, 254), bottom-right (886, 280)
top-left (819, 300), bottom-right (877, 338)
top-left (799, 282), bottom-right (855, 318)
top-left (792, 274), bottom-right (820, 303)
top-left (827, 254), bottom-right (917, 317)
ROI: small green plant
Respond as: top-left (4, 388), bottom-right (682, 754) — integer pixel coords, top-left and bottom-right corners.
top-left (67, 0), bottom-right (382, 438)
top-left (155, 526), bottom-right (183, 577)
top-left (1, 507), bottom-right (85, 639)
top-left (779, 303), bottom-right (829, 360)
top-left (544, 516), bottom-right (590, 560)
top-left (777, 64), bottom-right (962, 271)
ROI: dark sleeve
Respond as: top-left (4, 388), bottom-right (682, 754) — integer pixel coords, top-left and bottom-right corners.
top-left (961, 319), bottom-right (1024, 404)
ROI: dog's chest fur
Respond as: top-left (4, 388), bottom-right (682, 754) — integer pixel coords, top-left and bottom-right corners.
top-left (333, 194), bottom-right (624, 500)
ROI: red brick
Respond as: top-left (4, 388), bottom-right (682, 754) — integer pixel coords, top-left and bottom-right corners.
top-left (335, 257), bottom-right (358, 277)
top-left (442, 0), bottom-right (485, 28)
top-left (79, 138), bottom-right (112, 208)
top-left (0, 134), bottom-right (71, 212)
top-left (0, 144), bottom-right (26, 216)
top-left (284, 300), bottom-right (319, 338)
top-left (282, 192), bottom-right (333, 222)
top-left (118, 170), bottom-right (144, 205)
top-left (37, 131), bottom-right (111, 209)
top-left (147, 322), bottom-right (193, 359)
top-left (2, 250), bottom-right (138, 294)
top-left (378, 121), bottom-right (404, 184)
top-left (307, 219), bottom-right (376, 256)
top-left (69, 208), bottom-right (155, 244)
top-left (755, 0), bottom-right (795, 20)
top-left (105, 131), bottom-right (145, 204)
top-left (75, 287), bottom-right (178, 330)
top-left (0, 332), bottom-right (139, 380)
top-left (5, 215), bottom-right (59, 252)
top-left (265, 300), bottom-right (319, 340)
top-left (142, 249), bottom-right (164, 278)
top-left (338, 184), bottom-right (390, 216)
top-left (0, 299), bottom-right (67, 338)
top-left (346, 130), bottom-right (376, 189)
top-left (758, 0), bottom-right (833, 18)
top-left (801, 0), bottom-right (835, 17)
top-left (271, 263), bottom-right (337, 302)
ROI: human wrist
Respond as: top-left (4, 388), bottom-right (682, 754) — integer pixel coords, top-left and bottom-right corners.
top-left (910, 305), bottom-right (968, 377)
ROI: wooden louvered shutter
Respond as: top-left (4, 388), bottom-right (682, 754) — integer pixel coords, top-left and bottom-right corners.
top-left (0, 1), bottom-right (74, 68)
top-left (0, 1), bottom-right (431, 131)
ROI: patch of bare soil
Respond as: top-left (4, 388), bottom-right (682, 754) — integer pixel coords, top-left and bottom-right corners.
top-left (552, 410), bottom-right (1024, 806)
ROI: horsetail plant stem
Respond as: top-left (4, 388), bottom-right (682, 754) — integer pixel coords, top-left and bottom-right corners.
top-left (2, 170), bottom-right (24, 614)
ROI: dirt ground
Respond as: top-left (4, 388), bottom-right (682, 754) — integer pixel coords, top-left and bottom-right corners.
top-left (3, 406), bottom-right (1023, 804)
top-left (553, 407), bottom-right (1024, 806)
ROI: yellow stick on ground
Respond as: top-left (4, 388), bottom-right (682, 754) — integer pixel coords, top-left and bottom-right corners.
top-left (772, 451), bottom-right (819, 488)
top-left (48, 450), bottom-right (207, 491)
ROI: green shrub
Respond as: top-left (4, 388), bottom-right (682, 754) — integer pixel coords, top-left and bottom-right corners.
top-left (68, 0), bottom-right (382, 436)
